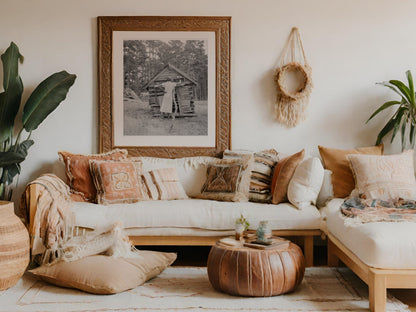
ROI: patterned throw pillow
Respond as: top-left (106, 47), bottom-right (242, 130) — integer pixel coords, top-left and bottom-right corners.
top-left (223, 149), bottom-right (279, 203)
top-left (347, 150), bottom-right (416, 200)
top-left (89, 159), bottom-right (149, 205)
top-left (58, 149), bottom-right (128, 202)
top-left (318, 145), bottom-right (384, 198)
top-left (199, 156), bottom-right (254, 202)
top-left (271, 149), bottom-right (305, 204)
top-left (141, 168), bottom-right (188, 200)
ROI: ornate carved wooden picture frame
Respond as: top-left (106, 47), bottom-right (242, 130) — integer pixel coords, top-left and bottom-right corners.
top-left (98, 16), bottom-right (231, 158)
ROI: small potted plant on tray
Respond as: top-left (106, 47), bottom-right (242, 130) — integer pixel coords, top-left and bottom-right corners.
top-left (235, 214), bottom-right (250, 240)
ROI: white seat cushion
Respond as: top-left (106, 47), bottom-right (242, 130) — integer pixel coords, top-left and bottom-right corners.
top-left (323, 198), bottom-right (416, 269)
top-left (72, 199), bottom-right (321, 232)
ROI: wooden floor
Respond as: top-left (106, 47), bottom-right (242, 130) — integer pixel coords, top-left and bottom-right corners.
top-left (140, 245), bottom-right (416, 310)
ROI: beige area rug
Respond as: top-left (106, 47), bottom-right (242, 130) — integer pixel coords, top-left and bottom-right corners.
top-left (0, 267), bottom-right (409, 312)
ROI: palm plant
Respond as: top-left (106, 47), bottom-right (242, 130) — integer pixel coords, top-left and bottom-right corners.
top-left (0, 42), bottom-right (76, 200)
top-left (367, 70), bottom-right (416, 151)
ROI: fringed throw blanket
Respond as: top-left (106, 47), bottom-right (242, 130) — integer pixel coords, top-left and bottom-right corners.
top-left (341, 197), bottom-right (416, 226)
top-left (20, 174), bottom-right (140, 266)
top-left (20, 174), bottom-right (75, 265)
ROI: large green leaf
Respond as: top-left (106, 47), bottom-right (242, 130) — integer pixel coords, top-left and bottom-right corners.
top-left (0, 43), bottom-right (24, 143)
top-left (1, 42), bottom-right (23, 90)
top-left (406, 70), bottom-right (415, 108)
top-left (376, 116), bottom-right (396, 145)
top-left (366, 100), bottom-right (401, 123)
top-left (401, 119), bottom-right (407, 151)
top-left (22, 71), bottom-right (76, 132)
top-left (0, 163), bottom-right (20, 184)
top-left (0, 139), bottom-right (34, 167)
top-left (390, 108), bottom-right (406, 143)
top-left (0, 139), bottom-right (33, 185)
top-left (389, 79), bottom-right (412, 104)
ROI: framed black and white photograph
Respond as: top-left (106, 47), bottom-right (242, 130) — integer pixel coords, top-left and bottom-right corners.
top-left (98, 16), bottom-right (231, 158)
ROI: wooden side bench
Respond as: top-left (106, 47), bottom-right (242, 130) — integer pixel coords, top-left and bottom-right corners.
top-left (328, 232), bottom-right (416, 312)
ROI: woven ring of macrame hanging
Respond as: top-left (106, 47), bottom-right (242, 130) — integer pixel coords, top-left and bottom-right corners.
top-left (274, 27), bottom-right (313, 128)
top-left (274, 62), bottom-right (311, 101)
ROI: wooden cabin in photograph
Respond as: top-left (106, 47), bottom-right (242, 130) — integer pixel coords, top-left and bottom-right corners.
top-left (142, 64), bottom-right (198, 117)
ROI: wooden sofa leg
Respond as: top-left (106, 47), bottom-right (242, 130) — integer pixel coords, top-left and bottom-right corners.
top-left (368, 270), bottom-right (386, 312)
top-left (304, 236), bottom-right (313, 267)
top-left (327, 239), bottom-right (340, 267)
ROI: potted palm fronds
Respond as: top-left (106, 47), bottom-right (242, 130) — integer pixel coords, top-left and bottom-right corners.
top-left (367, 70), bottom-right (416, 151)
top-left (0, 42), bottom-right (76, 200)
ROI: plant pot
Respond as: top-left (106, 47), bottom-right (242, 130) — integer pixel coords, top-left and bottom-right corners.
top-left (0, 201), bottom-right (29, 290)
top-left (235, 223), bottom-right (245, 240)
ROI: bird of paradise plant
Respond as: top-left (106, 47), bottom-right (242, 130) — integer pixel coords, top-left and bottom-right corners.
top-left (0, 42), bottom-right (76, 200)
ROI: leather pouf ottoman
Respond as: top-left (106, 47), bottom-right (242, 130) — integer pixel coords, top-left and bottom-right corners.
top-left (207, 239), bottom-right (305, 297)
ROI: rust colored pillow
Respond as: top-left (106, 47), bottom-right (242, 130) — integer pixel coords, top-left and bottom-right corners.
top-left (58, 149), bottom-right (128, 202)
top-left (89, 159), bottom-right (150, 205)
top-left (318, 144), bottom-right (383, 198)
top-left (271, 150), bottom-right (305, 204)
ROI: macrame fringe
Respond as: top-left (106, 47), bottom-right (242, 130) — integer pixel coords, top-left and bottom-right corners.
top-left (275, 96), bottom-right (310, 128)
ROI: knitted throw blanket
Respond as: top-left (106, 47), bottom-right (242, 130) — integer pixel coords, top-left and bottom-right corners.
top-left (341, 197), bottom-right (416, 226)
top-left (20, 174), bottom-right (140, 266)
top-left (20, 174), bottom-right (75, 265)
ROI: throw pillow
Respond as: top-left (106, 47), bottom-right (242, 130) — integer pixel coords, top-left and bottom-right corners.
top-left (199, 155), bottom-right (254, 202)
top-left (223, 149), bottom-right (279, 203)
top-left (58, 149), bottom-right (128, 202)
top-left (271, 149), bottom-right (305, 204)
top-left (348, 150), bottom-right (416, 200)
top-left (29, 251), bottom-right (177, 294)
top-left (287, 157), bottom-right (324, 209)
top-left (142, 168), bottom-right (188, 200)
top-left (89, 159), bottom-right (149, 205)
top-left (316, 169), bottom-right (334, 208)
top-left (318, 144), bottom-right (383, 198)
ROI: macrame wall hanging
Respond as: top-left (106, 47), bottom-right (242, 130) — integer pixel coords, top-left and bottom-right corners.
top-left (274, 27), bottom-right (313, 127)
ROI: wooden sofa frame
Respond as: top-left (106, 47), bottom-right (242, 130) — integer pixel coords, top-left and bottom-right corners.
top-left (26, 184), bottom-right (320, 267)
top-left (327, 232), bottom-right (416, 312)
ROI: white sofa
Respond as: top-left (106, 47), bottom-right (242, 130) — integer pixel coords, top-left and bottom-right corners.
top-left (323, 198), bottom-right (416, 312)
top-left (25, 156), bottom-right (324, 267)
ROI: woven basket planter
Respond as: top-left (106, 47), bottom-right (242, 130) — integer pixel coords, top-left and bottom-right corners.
top-left (0, 201), bottom-right (29, 290)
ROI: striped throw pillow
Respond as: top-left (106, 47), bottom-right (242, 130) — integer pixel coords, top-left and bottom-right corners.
top-left (223, 149), bottom-right (279, 203)
top-left (142, 168), bottom-right (188, 200)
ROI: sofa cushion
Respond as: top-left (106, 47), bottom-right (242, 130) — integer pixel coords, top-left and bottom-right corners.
top-left (59, 149), bottom-right (128, 202)
top-left (199, 156), bottom-right (253, 202)
top-left (89, 159), bottom-right (149, 204)
top-left (271, 149), bottom-right (305, 204)
top-left (137, 156), bottom-right (218, 197)
top-left (323, 198), bottom-right (416, 269)
top-left (71, 199), bottom-right (322, 232)
top-left (318, 144), bottom-right (384, 198)
top-left (223, 149), bottom-right (279, 203)
top-left (149, 168), bottom-right (188, 200)
top-left (287, 157), bottom-right (324, 209)
top-left (347, 150), bottom-right (416, 200)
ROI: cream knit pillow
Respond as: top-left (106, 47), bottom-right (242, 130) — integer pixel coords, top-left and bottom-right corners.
top-left (347, 150), bottom-right (416, 200)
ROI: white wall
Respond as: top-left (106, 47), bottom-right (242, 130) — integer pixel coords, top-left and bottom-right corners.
top-left (0, 0), bottom-right (414, 203)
